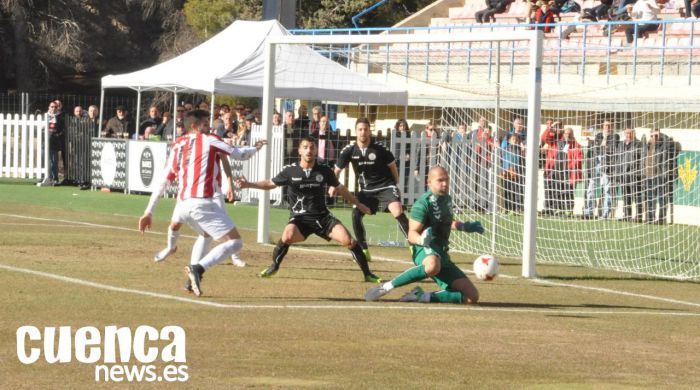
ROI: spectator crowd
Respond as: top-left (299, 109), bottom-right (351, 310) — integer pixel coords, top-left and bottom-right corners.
top-left (42, 98), bottom-right (679, 224)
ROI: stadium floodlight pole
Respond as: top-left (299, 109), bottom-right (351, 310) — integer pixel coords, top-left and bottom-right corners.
top-left (522, 30), bottom-right (544, 279)
top-left (258, 40), bottom-right (276, 243)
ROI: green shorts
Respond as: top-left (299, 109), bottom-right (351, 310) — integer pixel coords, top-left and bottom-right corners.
top-left (411, 245), bottom-right (467, 290)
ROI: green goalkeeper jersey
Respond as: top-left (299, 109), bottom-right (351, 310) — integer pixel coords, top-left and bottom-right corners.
top-left (410, 190), bottom-right (453, 250)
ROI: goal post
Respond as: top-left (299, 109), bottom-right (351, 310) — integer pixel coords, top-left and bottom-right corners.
top-left (259, 30), bottom-right (544, 278)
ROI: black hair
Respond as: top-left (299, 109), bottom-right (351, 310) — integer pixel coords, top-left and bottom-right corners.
top-left (184, 109), bottom-right (209, 129)
top-left (355, 117), bottom-right (371, 128)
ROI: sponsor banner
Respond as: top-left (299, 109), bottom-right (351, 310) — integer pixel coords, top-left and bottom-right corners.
top-left (127, 141), bottom-right (171, 194)
top-left (91, 139), bottom-right (127, 189)
top-left (676, 150), bottom-right (700, 207)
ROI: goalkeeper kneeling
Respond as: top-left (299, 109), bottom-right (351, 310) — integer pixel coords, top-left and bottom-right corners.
top-left (365, 166), bottom-right (484, 304)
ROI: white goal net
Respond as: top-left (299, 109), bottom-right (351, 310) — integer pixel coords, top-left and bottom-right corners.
top-left (255, 30), bottom-right (700, 281)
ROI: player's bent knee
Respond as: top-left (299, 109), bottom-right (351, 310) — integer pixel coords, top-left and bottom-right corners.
top-left (169, 222), bottom-right (182, 230)
top-left (422, 258), bottom-right (441, 277)
top-left (223, 227), bottom-right (241, 240)
top-left (219, 239), bottom-right (243, 258)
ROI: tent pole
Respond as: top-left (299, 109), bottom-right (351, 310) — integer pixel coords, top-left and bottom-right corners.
top-left (98, 88), bottom-right (105, 136)
top-left (258, 40), bottom-right (276, 244)
top-left (210, 92), bottom-right (215, 126)
top-left (173, 89), bottom-right (178, 139)
top-left (135, 87), bottom-right (142, 140)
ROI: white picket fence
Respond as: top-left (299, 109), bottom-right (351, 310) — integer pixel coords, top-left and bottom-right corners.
top-left (0, 113), bottom-right (48, 180)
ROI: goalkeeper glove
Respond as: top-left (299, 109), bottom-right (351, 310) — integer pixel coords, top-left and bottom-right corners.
top-left (417, 227), bottom-right (433, 247)
top-left (456, 221), bottom-right (484, 234)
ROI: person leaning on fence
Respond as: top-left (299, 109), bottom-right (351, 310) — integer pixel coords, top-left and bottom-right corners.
top-left (311, 115), bottom-right (337, 168)
top-left (294, 104), bottom-right (309, 130)
top-left (46, 101), bottom-right (65, 185)
top-left (501, 117), bottom-right (527, 150)
top-left (583, 120), bottom-right (619, 219)
top-left (414, 121), bottom-right (442, 184)
top-left (139, 106), bottom-right (161, 140)
top-left (550, 127), bottom-right (583, 216)
top-left (154, 112), bottom-right (173, 140)
top-left (501, 132), bottom-right (525, 214)
top-left (619, 128), bottom-right (645, 222)
top-left (73, 105), bottom-right (85, 118)
top-left (540, 120), bottom-right (562, 215)
top-left (103, 105), bottom-right (131, 138)
top-left (471, 117), bottom-right (495, 213)
top-left (644, 128), bottom-right (676, 225)
top-left (215, 111), bottom-right (236, 139)
top-left (475, 0), bottom-right (514, 23)
top-left (284, 110), bottom-right (302, 165)
top-left (393, 119), bottom-right (412, 195)
top-left (308, 105), bottom-right (323, 135)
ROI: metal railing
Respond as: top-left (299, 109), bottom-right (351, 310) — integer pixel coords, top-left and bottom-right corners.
top-left (290, 19), bottom-right (700, 86)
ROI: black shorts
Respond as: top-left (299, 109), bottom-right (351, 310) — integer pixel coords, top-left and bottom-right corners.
top-left (357, 186), bottom-right (401, 214)
top-left (288, 213), bottom-right (342, 241)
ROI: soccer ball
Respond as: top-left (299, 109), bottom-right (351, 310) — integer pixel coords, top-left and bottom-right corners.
top-left (473, 255), bottom-right (499, 281)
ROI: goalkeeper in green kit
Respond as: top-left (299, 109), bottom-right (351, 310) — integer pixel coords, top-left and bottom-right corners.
top-left (364, 166), bottom-right (484, 304)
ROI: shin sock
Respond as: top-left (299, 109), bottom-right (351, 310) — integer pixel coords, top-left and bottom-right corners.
top-left (351, 208), bottom-right (367, 249)
top-left (430, 290), bottom-right (464, 304)
top-left (349, 243), bottom-right (372, 276)
top-left (191, 236), bottom-right (212, 265)
top-left (167, 227), bottom-right (180, 249)
top-left (391, 265), bottom-right (428, 288)
top-left (272, 240), bottom-right (290, 266)
top-left (395, 214), bottom-right (409, 238)
top-left (199, 239), bottom-right (243, 270)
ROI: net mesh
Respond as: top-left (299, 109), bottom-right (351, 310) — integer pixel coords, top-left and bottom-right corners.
top-left (260, 34), bottom-right (700, 280)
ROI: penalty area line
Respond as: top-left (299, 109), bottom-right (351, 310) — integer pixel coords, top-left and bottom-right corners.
top-left (2, 213), bottom-right (700, 310)
top-left (0, 263), bottom-right (699, 317)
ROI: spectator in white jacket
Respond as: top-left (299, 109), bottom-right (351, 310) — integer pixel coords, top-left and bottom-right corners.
top-left (625, 0), bottom-right (663, 44)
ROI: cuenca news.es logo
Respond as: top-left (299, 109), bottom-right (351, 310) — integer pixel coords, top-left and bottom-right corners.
top-left (16, 325), bottom-right (188, 383)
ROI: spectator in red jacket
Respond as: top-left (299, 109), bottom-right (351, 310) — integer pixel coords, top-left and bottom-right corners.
top-left (535, 1), bottom-right (560, 33)
top-left (546, 127), bottom-right (583, 216)
top-left (540, 120), bottom-right (563, 215)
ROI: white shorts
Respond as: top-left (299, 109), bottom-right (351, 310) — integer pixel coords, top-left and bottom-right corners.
top-left (172, 198), bottom-right (235, 240)
top-left (213, 192), bottom-right (225, 210)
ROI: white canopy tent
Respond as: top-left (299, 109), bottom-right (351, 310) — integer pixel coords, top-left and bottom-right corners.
top-left (100, 19), bottom-right (407, 133)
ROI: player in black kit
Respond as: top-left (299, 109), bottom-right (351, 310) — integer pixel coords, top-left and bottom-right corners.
top-left (331, 117), bottom-right (410, 261)
top-left (237, 137), bottom-right (382, 283)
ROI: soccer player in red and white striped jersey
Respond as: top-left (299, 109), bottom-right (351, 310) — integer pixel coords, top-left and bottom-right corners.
top-left (139, 110), bottom-right (267, 296)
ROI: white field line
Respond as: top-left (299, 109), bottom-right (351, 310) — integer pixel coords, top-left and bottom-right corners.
top-left (0, 263), bottom-right (698, 317)
top-left (2, 213), bottom-right (700, 310)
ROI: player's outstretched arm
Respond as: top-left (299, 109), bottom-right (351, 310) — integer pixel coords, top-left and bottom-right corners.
top-left (452, 220), bottom-right (485, 234)
top-left (139, 170), bottom-right (173, 233)
top-left (335, 185), bottom-right (371, 215)
top-left (236, 176), bottom-right (277, 191)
